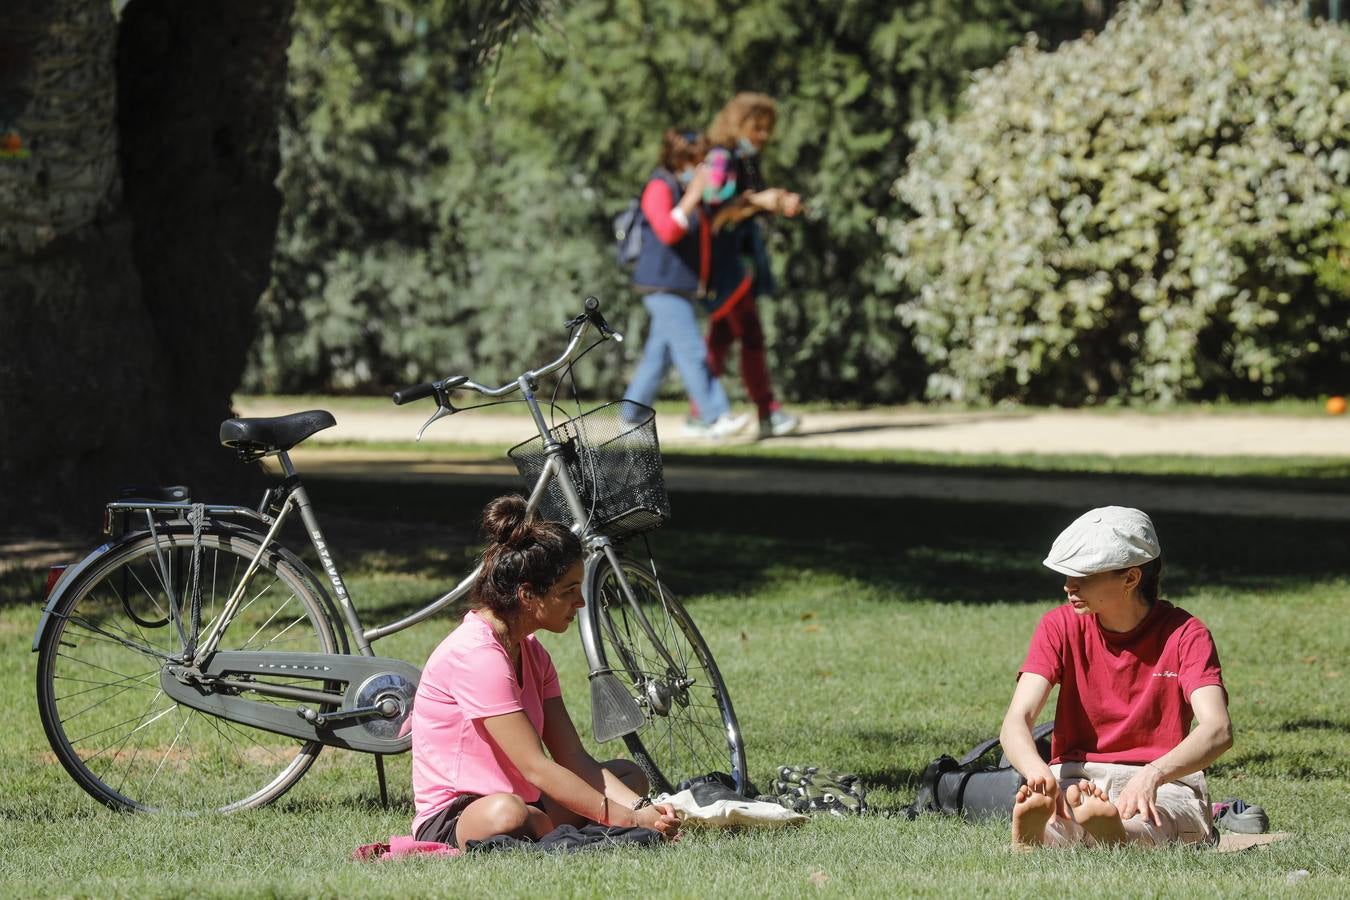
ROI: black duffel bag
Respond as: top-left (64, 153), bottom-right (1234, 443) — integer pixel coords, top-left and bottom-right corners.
top-left (907, 722), bottom-right (1054, 821)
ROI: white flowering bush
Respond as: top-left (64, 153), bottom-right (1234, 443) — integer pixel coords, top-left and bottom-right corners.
top-left (884, 0), bottom-right (1350, 403)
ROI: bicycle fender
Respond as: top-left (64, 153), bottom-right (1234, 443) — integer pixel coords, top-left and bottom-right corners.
top-left (578, 551), bottom-right (612, 676)
top-left (31, 526), bottom-right (351, 656)
top-left (31, 537), bottom-right (123, 652)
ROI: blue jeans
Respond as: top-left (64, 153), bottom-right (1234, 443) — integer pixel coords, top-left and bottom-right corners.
top-left (624, 292), bottom-right (730, 425)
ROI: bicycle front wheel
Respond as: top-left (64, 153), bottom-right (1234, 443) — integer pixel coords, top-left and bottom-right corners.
top-left (585, 554), bottom-right (746, 795)
top-left (36, 528), bottom-right (338, 813)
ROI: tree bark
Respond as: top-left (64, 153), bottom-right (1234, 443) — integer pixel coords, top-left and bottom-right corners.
top-left (0, 0), bottom-right (294, 536)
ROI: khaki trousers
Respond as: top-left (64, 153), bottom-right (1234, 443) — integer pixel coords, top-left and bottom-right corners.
top-left (1041, 762), bottom-right (1215, 847)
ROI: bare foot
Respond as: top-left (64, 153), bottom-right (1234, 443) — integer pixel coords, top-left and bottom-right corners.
top-left (1011, 784), bottom-right (1056, 851)
top-left (1067, 781), bottom-right (1126, 846)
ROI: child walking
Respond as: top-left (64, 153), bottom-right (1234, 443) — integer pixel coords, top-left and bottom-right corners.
top-left (700, 92), bottom-right (803, 439)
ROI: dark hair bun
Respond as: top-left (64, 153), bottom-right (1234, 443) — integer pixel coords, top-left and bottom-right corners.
top-left (481, 494), bottom-right (531, 547)
top-left (473, 494), bottom-right (584, 622)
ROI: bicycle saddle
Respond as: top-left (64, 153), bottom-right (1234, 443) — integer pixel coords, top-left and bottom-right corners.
top-left (219, 409), bottom-right (336, 455)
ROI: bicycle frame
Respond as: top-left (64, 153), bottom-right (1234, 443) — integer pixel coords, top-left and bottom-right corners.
top-left (51, 316), bottom-right (677, 671)
top-left (29, 296), bottom-right (746, 817)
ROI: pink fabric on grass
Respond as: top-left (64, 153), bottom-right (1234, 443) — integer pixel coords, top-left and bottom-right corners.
top-left (353, 835), bottom-right (460, 861)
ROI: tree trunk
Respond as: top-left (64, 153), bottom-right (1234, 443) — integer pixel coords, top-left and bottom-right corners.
top-left (0, 0), bottom-right (294, 536)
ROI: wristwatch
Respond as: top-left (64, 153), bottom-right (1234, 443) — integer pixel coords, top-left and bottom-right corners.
top-left (632, 796), bottom-right (653, 811)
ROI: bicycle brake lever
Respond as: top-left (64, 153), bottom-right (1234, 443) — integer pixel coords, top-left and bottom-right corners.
top-left (416, 403), bottom-right (456, 441)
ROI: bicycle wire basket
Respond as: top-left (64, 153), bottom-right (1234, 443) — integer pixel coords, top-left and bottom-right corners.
top-left (507, 400), bottom-right (670, 541)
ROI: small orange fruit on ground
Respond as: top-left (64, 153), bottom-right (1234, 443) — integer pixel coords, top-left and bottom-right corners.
top-left (1327, 396), bottom-right (1347, 416)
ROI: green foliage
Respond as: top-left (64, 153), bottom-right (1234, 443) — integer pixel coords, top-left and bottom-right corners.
top-left (250, 1), bottom-right (624, 393)
top-left (886, 0), bottom-right (1350, 405)
top-left (1315, 191), bottom-right (1350, 297)
top-left (249, 0), bottom-right (1092, 400)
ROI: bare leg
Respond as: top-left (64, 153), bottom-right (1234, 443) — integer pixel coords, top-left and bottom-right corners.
top-left (454, 793), bottom-right (553, 849)
top-left (1067, 781), bottom-right (1127, 846)
top-left (1011, 784), bottom-right (1056, 851)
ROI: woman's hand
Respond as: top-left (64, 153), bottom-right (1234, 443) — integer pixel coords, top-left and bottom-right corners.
top-left (747, 188), bottom-right (802, 217)
top-left (1115, 766), bottom-right (1163, 826)
top-left (634, 802), bottom-right (681, 840)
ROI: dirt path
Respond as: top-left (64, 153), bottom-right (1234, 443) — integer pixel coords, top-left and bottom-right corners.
top-left (220, 399), bottom-right (1350, 521)
top-left (234, 399), bottom-right (1350, 458)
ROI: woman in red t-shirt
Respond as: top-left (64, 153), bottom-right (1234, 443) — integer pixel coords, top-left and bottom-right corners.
top-left (408, 495), bottom-right (679, 848)
top-left (999, 506), bottom-right (1234, 849)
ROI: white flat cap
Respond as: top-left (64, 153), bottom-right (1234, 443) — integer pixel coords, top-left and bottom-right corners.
top-left (1043, 506), bottom-right (1160, 577)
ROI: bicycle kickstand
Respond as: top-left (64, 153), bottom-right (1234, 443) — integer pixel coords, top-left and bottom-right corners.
top-left (374, 754), bottom-right (389, 808)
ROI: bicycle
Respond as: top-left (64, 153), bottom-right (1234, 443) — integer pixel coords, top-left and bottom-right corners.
top-left (33, 297), bottom-right (746, 814)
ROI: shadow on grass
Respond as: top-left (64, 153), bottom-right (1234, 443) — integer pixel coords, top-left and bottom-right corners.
top-left (8, 474), bottom-right (1348, 623)
top-left (295, 477), bottom-right (1350, 621)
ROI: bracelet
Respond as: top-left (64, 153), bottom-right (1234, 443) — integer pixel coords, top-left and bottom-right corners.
top-left (1145, 762), bottom-right (1165, 778)
top-left (632, 796), bottom-right (653, 811)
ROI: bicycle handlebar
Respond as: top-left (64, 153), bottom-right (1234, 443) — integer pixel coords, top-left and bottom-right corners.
top-left (390, 297), bottom-right (622, 407)
top-left (390, 383), bottom-right (434, 406)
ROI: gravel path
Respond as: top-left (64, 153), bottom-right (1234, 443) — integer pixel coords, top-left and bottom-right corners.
top-left (236, 399), bottom-right (1350, 458)
top-left (232, 398), bottom-right (1350, 522)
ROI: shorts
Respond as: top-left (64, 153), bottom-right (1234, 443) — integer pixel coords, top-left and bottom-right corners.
top-left (414, 793), bottom-right (548, 848)
top-left (1042, 761), bottom-right (1216, 847)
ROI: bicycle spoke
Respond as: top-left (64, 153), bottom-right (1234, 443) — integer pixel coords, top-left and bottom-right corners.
top-left (591, 559), bottom-right (743, 793)
top-left (39, 530), bottom-right (333, 812)
top-left (57, 669), bottom-right (162, 722)
top-left (62, 612), bottom-right (169, 660)
top-left (74, 695), bottom-right (175, 757)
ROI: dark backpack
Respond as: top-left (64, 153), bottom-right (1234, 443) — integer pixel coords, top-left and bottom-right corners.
top-left (907, 722), bottom-right (1054, 821)
top-left (613, 170), bottom-right (680, 270)
top-left (612, 199), bottom-right (644, 269)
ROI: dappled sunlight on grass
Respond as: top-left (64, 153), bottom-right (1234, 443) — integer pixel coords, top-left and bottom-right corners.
top-left (5, 475), bottom-right (1348, 893)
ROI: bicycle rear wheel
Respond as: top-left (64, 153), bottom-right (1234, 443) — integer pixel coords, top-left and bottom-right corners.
top-left (36, 528), bottom-right (338, 813)
top-left (584, 554), bottom-right (746, 795)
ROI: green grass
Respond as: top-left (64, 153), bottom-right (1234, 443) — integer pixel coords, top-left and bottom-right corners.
top-left (3, 480), bottom-right (1348, 897)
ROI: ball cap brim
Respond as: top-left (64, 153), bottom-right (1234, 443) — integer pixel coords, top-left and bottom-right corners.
top-left (1043, 506), bottom-right (1161, 577)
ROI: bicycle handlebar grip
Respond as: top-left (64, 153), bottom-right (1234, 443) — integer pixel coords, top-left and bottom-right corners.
top-left (583, 295), bottom-right (618, 337)
top-left (391, 383), bottom-right (436, 405)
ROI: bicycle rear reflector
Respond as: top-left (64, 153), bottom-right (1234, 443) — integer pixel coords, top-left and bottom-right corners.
top-left (45, 565), bottom-right (68, 599)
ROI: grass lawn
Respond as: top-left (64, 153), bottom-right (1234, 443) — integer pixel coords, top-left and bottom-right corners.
top-left (2, 477), bottom-right (1348, 897)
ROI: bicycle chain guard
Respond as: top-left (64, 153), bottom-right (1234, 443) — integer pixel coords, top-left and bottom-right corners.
top-left (160, 651), bottom-right (421, 754)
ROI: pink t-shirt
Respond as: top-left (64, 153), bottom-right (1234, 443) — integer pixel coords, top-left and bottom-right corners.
top-left (410, 611), bottom-right (562, 836)
top-left (1020, 600), bottom-right (1225, 765)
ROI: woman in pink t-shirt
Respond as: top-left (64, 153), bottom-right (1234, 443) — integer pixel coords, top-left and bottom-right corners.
top-left (409, 495), bottom-right (679, 848)
top-left (999, 507), bottom-right (1234, 849)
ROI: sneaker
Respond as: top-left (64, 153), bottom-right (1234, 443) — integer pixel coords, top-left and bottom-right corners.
top-left (758, 409), bottom-right (801, 439)
top-left (709, 411), bottom-right (750, 439)
top-left (680, 416), bottom-right (712, 439)
top-left (1213, 798), bottom-right (1269, 834)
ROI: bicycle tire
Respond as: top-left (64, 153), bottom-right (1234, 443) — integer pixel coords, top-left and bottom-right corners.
top-left (584, 554), bottom-right (746, 795)
top-left (36, 527), bottom-right (339, 813)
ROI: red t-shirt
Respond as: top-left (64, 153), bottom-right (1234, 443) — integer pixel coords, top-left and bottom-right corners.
top-left (1020, 600), bottom-right (1225, 765)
